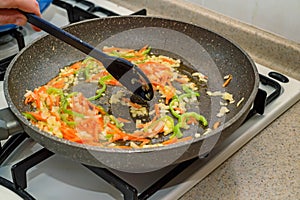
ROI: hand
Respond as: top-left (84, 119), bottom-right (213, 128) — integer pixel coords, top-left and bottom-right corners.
top-left (0, 0), bottom-right (42, 31)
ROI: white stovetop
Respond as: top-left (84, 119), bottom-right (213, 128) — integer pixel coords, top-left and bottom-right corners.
top-left (0, 63), bottom-right (299, 200)
top-left (1, 1), bottom-right (300, 199)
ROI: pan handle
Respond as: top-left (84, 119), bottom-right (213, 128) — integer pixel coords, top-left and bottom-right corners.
top-left (0, 108), bottom-right (23, 140)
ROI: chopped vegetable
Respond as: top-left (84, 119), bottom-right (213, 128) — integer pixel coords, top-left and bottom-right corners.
top-left (223, 74), bottom-right (233, 87)
top-left (171, 112), bottom-right (208, 138)
top-left (237, 97), bottom-right (245, 107)
top-left (88, 75), bottom-right (112, 101)
top-left (217, 106), bottom-right (230, 117)
top-left (213, 121), bottom-right (221, 129)
top-left (206, 91), bottom-right (235, 104)
top-left (23, 45), bottom-right (214, 148)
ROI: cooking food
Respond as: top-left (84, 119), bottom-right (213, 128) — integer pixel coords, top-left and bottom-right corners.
top-left (22, 45), bottom-right (213, 148)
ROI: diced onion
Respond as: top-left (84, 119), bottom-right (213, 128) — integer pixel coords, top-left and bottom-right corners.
top-left (217, 106), bottom-right (230, 117)
top-left (237, 97), bottom-right (245, 107)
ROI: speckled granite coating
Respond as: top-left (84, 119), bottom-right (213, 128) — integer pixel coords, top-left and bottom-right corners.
top-left (110, 0), bottom-right (300, 199)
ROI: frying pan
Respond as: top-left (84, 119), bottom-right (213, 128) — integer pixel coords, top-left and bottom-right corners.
top-left (1, 16), bottom-right (259, 173)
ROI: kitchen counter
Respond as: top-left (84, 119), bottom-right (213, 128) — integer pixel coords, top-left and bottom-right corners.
top-left (110, 0), bottom-right (300, 199)
top-left (179, 101), bottom-right (300, 199)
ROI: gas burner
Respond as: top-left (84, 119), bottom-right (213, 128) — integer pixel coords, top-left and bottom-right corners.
top-left (0, 33), bottom-right (14, 45)
top-left (0, 27), bottom-right (27, 61)
top-left (0, 27), bottom-right (26, 46)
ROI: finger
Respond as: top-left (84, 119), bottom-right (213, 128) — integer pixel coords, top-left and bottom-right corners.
top-left (0, 9), bottom-right (27, 26)
top-left (0, 0), bottom-right (42, 31)
top-left (0, 0), bottom-right (41, 17)
top-left (0, 9), bottom-right (41, 31)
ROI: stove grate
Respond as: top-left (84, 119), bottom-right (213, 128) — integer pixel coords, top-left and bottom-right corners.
top-left (0, 133), bottom-right (28, 165)
top-left (0, 176), bottom-right (35, 200)
top-left (5, 142), bottom-right (199, 200)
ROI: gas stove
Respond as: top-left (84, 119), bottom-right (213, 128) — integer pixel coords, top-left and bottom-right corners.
top-left (0, 1), bottom-right (299, 199)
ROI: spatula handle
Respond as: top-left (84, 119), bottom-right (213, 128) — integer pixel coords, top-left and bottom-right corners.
top-left (24, 13), bottom-right (103, 57)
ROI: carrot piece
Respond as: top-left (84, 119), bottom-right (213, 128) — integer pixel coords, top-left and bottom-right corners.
top-left (174, 107), bottom-right (185, 114)
top-left (115, 146), bottom-right (132, 149)
top-left (161, 86), bottom-right (176, 104)
top-left (223, 74), bottom-right (233, 87)
top-left (46, 95), bottom-right (53, 109)
top-left (137, 61), bottom-right (157, 67)
top-left (33, 86), bottom-right (47, 109)
top-left (213, 121), bottom-right (221, 129)
top-left (33, 91), bottom-right (41, 109)
top-left (70, 62), bottom-right (81, 70)
top-left (27, 112), bottom-right (47, 121)
top-left (51, 78), bottom-right (65, 89)
top-left (126, 55), bottom-right (145, 61)
top-left (98, 117), bottom-right (104, 131)
top-left (162, 137), bottom-right (178, 145)
top-left (137, 45), bottom-right (149, 54)
top-left (161, 57), bottom-right (175, 65)
top-left (122, 98), bottom-right (143, 108)
top-left (154, 103), bottom-right (160, 117)
top-left (95, 106), bottom-right (106, 115)
top-left (76, 117), bottom-right (101, 141)
top-left (60, 70), bottom-right (75, 77)
top-left (135, 117), bottom-right (157, 129)
top-left (24, 93), bottom-right (35, 104)
top-left (50, 111), bottom-right (61, 121)
top-left (47, 76), bottom-right (59, 86)
top-left (175, 78), bottom-right (189, 84)
top-left (177, 136), bottom-right (193, 143)
top-left (117, 117), bottom-right (131, 123)
top-left (106, 79), bottom-right (120, 85)
top-left (107, 123), bottom-right (127, 136)
top-left (107, 123), bottom-right (150, 144)
top-left (186, 117), bottom-right (198, 125)
top-left (37, 86), bottom-right (47, 93)
top-left (162, 136), bottom-right (193, 145)
top-left (61, 126), bottom-right (75, 137)
top-left (61, 126), bottom-right (83, 143)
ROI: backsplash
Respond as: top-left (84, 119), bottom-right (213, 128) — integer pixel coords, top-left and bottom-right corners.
top-left (185, 0), bottom-right (300, 43)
